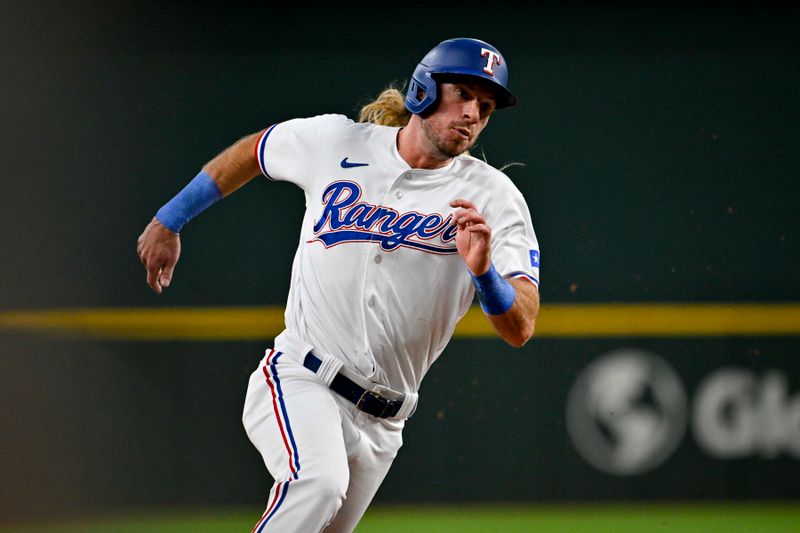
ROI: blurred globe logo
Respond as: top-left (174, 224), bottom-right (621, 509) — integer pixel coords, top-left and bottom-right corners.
top-left (566, 349), bottom-right (688, 476)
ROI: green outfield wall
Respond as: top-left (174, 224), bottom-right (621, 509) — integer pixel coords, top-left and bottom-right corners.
top-left (1, 3), bottom-right (798, 522)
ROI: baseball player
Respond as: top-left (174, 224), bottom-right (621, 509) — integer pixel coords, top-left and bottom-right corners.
top-left (136, 37), bottom-right (540, 532)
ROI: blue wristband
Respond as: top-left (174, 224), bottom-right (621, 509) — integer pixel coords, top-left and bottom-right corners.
top-left (471, 263), bottom-right (516, 315)
top-left (155, 170), bottom-right (222, 233)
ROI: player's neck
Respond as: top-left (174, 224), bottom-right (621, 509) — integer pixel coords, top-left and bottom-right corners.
top-left (396, 122), bottom-right (453, 170)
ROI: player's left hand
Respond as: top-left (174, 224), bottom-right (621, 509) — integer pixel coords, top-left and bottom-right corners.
top-left (450, 199), bottom-right (491, 276)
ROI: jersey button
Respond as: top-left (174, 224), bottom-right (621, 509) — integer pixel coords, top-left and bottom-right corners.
top-left (395, 190), bottom-right (404, 199)
top-left (367, 296), bottom-right (376, 307)
top-left (374, 255), bottom-right (382, 264)
top-left (405, 174), bottom-right (412, 180)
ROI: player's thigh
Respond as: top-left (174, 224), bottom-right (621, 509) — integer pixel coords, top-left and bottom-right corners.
top-left (323, 415), bottom-right (404, 533)
top-left (243, 357), bottom-right (349, 482)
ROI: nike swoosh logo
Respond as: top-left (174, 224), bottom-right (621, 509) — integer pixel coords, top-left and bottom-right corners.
top-left (340, 157), bottom-right (369, 168)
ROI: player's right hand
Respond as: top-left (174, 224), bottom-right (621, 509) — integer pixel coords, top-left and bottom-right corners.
top-left (136, 218), bottom-right (181, 294)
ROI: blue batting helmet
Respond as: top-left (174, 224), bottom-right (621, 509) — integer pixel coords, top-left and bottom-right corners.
top-left (404, 37), bottom-right (517, 115)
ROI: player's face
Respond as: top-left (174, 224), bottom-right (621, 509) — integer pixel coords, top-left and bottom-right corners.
top-left (421, 81), bottom-right (496, 158)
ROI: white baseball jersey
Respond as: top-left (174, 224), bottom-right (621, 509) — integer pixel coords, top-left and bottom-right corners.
top-left (255, 113), bottom-right (540, 397)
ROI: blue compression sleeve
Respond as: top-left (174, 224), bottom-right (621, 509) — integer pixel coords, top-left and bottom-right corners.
top-left (155, 170), bottom-right (222, 233)
top-left (471, 263), bottom-right (516, 315)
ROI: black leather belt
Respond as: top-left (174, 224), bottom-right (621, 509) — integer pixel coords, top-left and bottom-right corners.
top-left (303, 352), bottom-right (403, 419)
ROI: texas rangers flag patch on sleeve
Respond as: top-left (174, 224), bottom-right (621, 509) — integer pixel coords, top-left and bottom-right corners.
top-left (530, 249), bottom-right (540, 268)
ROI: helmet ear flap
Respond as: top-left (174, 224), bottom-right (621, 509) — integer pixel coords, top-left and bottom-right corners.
top-left (404, 72), bottom-right (438, 115)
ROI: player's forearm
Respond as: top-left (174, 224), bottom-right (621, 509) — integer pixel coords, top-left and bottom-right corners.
top-left (153, 130), bottom-right (266, 234)
top-left (203, 130), bottom-right (265, 196)
top-left (486, 279), bottom-right (539, 347)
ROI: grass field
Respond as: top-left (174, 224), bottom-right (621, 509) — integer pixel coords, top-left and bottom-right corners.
top-left (3, 502), bottom-right (800, 533)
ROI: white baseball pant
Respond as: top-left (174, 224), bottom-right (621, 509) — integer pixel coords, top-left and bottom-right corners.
top-left (242, 349), bottom-right (404, 533)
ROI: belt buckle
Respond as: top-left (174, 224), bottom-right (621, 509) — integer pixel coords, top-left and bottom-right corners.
top-left (356, 388), bottom-right (390, 418)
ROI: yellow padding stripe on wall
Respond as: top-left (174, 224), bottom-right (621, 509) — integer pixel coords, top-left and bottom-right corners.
top-left (0, 303), bottom-right (799, 340)
top-left (457, 303), bottom-right (800, 337)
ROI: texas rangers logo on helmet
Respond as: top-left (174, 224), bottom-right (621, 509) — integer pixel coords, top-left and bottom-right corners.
top-left (310, 181), bottom-right (458, 254)
top-left (481, 48), bottom-right (501, 76)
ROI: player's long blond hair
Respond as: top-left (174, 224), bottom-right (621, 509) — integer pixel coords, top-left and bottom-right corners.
top-left (358, 84), bottom-right (411, 127)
